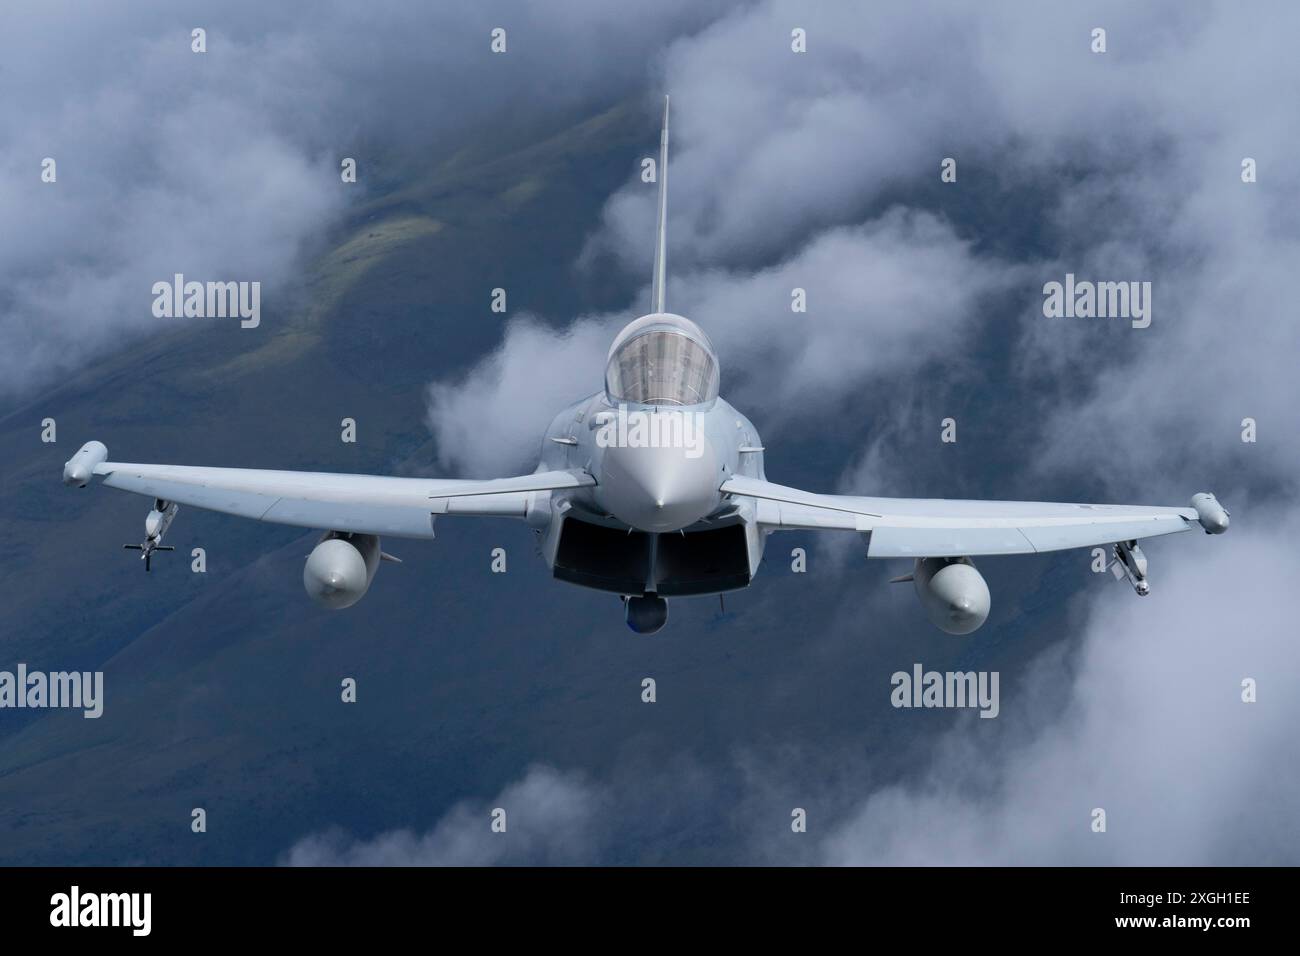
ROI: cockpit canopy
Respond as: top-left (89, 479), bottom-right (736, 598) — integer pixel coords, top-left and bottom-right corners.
top-left (604, 313), bottom-right (720, 407)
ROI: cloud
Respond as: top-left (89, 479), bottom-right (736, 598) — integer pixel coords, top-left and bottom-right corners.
top-left (672, 209), bottom-right (1022, 417)
top-left (283, 764), bottom-right (605, 866)
top-left (996, 3), bottom-right (1300, 493)
top-left (426, 208), bottom-right (1020, 474)
top-left (0, 15), bottom-right (345, 395)
top-left (587, 0), bottom-right (1004, 272)
top-left (579, 0), bottom-right (1300, 497)
top-left (0, 0), bottom-right (728, 399)
top-left (439, 2), bottom-right (1300, 477)
top-left (425, 314), bottom-right (616, 476)
top-left (816, 504), bottom-right (1300, 865)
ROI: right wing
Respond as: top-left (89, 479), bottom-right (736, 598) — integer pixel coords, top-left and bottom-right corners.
top-left (720, 475), bottom-right (1217, 558)
top-left (64, 441), bottom-right (593, 540)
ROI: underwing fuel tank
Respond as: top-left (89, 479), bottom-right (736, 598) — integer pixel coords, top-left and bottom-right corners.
top-left (913, 556), bottom-right (991, 635)
top-left (304, 532), bottom-right (381, 609)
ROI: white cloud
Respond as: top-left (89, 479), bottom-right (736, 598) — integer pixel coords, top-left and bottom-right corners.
top-left (818, 505), bottom-right (1300, 865)
top-left (0, 24), bottom-right (345, 394)
top-left (284, 765), bottom-right (605, 866)
top-left (674, 209), bottom-right (1021, 417)
top-left (426, 208), bottom-right (1019, 474)
top-left (0, 0), bottom-right (727, 397)
top-left (578, 0), bottom-right (1300, 497)
top-left (425, 315), bottom-right (615, 476)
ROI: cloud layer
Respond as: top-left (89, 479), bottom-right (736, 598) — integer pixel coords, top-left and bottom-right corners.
top-left (284, 765), bottom-right (605, 866)
top-left (818, 508), bottom-right (1300, 864)
top-left (0, 0), bottom-right (724, 398)
top-left (431, 0), bottom-right (1299, 495)
top-left (426, 208), bottom-right (1019, 475)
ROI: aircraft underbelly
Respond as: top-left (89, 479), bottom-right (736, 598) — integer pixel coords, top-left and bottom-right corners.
top-left (550, 513), bottom-right (751, 596)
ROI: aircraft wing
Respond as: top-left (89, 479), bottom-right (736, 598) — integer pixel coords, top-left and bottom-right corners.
top-left (65, 442), bottom-right (593, 540)
top-left (719, 475), bottom-right (1212, 558)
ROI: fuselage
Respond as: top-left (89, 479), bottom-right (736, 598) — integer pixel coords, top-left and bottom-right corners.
top-left (540, 389), bottom-right (765, 528)
top-left (525, 312), bottom-right (769, 599)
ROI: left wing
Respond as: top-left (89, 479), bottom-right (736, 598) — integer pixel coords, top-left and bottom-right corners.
top-left (720, 475), bottom-right (1228, 557)
top-left (62, 441), bottom-right (593, 540)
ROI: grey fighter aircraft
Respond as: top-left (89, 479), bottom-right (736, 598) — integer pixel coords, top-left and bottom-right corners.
top-left (62, 98), bottom-right (1230, 634)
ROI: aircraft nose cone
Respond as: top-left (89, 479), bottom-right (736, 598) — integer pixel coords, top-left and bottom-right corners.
top-left (599, 425), bottom-right (718, 532)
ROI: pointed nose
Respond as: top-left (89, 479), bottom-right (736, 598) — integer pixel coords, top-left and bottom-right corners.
top-left (599, 430), bottom-right (719, 532)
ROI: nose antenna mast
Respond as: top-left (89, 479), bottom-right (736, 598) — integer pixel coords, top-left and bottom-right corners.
top-left (650, 95), bottom-right (670, 314)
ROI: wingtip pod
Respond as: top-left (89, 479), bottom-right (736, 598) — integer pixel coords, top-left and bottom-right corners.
top-left (62, 441), bottom-right (108, 487)
top-left (1191, 492), bottom-right (1230, 534)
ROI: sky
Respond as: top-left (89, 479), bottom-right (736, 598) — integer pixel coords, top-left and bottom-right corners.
top-left (2, 0), bottom-right (1297, 865)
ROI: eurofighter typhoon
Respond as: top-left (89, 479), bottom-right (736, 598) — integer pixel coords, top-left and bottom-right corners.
top-left (62, 99), bottom-right (1230, 634)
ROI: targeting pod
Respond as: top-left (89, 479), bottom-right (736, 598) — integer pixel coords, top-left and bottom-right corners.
top-left (1111, 540), bottom-right (1150, 596)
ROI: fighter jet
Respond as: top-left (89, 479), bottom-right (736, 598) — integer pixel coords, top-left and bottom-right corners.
top-left (61, 97), bottom-right (1230, 634)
